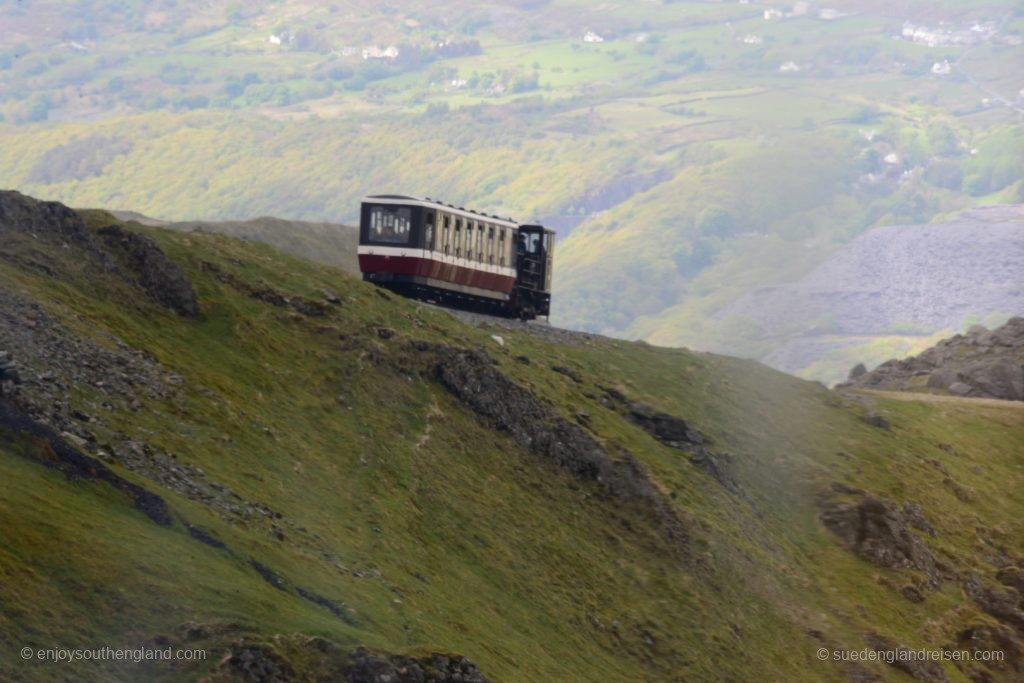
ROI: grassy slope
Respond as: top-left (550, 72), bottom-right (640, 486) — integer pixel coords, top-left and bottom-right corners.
top-left (0, 212), bottom-right (1020, 681)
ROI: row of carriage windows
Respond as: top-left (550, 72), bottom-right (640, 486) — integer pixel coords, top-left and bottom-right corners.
top-left (429, 212), bottom-right (512, 267)
top-left (369, 206), bottom-right (518, 266)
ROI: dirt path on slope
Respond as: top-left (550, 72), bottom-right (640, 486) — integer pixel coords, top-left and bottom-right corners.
top-left (851, 389), bottom-right (1024, 411)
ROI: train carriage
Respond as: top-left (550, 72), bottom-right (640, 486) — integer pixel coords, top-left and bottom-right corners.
top-left (357, 195), bottom-right (553, 319)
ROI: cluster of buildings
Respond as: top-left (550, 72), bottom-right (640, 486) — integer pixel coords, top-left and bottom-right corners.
top-left (899, 21), bottom-right (996, 48)
top-left (271, 34), bottom-right (400, 61)
top-left (360, 46), bottom-right (400, 60)
top-left (761, 3), bottom-right (847, 21)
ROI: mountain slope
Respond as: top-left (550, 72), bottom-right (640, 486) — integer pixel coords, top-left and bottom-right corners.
top-left (1, 190), bottom-right (1023, 681)
top-left (671, 204), bottom-right (1024, 383)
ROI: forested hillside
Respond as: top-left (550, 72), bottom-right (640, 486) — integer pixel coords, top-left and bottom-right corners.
top-left (1, 0), bottom-right (1022, 376)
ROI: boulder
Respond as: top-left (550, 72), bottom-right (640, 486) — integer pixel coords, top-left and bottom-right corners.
top-left (925, 367), bottom-right (957, 390)
top-left (96, 225), bottom-right (199, 316)
top-left (841, 316), bottom-right (1024, 401)
top-left (961, 359), bottom-right (1024, 401)
top-left (820, 492), bottom-right (941, 588)
top-left (947, 381), bottom-right (972, 396)
top-left (863, 411), bottom-right (891, 430)
top-left (625, 401), bottom-right (706, 448)
top-left (848, 362), bottom-right (868, 380)
top-left (996, 567), bottom-right (1024, 593)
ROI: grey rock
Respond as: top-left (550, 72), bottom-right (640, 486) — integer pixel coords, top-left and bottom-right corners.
top-left (848, 363), bottom-right (867, 380)
top-left (820, 491), bottom-right (942, 588)
top-left (996, 567), bottom-right (1024, 593)
top-left (925, 367), bottom-right (957, 389)
top-left (346, 647), bottom-right (489, 682)
top-left (96, 225), bottom-right (199, 316)
top-left (845, 316), bottom-right (1024, 401)
top-left (948, 381), bottom-right (973, 396)
top-left (863, 411), bottom-right (891, 430)
top-left (428, 344), bottom-right (691, 555)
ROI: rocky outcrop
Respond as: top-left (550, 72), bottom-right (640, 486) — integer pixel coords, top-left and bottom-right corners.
top-left (840, 317), bottom-right (1024, 400)
top-left (602, 389), bottom-right (742, 494)
top-left (200, 261), bottom-right (327, 317)
top-left (427, 345), bottom-right (690, 556)
top-left (0, 191), bottom-right (199, 314)
top-left (205, 639), bottom-right (487, 683)
top-left (0, 189), bottom-right (109, 261)
top-left (96, 224), bottom-right (199, 316)
top-left (0, 288), bottom-right (176, 439)
top-left (956, 624), bottom-right (1023, 678)
top-left (0, 349), bottom-right (20, 391)
top-left (345, 647), bottom-right (489, 683)
top-left (0, 395), bottom-right (171, 525)
top-left (819, 487), bottom-right (942, 588)
top-left (964, 573), bottom-right (1024, 632)
top-left (622, 400), bottom-right (706, 449)
top-left (863, 633), bottom-right (950, 682)
top-left (210, 642), bottom-right (295, 683)
top-left (0, 289), bottom-right (299, 540)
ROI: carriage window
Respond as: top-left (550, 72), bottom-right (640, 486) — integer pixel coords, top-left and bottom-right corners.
top-left (369, 206), bottom-right (412, 244)
top-left (454, 219), bottom-right (462, 256)
top-left (465, 222), bottom-right (474, 259)
top-left (487, 226), bottom-right (495, 264)
top-left (442, 215), bottom-right (450, 254)
top-left (528, 233), bottom-right (541, 253)
top-left (499, 228), bottom-right (506, 265)
top-left (424, 212), bottom-right (435, 250)
top-left (477, 225), bottom-right (485, 260)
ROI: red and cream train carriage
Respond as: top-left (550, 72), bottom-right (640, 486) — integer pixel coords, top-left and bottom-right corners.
top-left (357, 195), bottom-right (553, 319)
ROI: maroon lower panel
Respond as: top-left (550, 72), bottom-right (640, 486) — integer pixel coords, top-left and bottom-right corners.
top-left (359, 254), bottom-right (515, 294)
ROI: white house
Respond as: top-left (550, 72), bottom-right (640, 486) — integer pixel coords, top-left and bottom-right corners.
top-left (583, 31), bottom-right (604, 43)
top-left (884, 152), bottom-right (900, 165)
top-left (268, 34), bottom-right (282, 45)
top-left (764, 8), bottom-right (783, 20)
top-left (779, 61), bottom-right (800, 72)
top-left (741, 34), bottom-right (763, 45)
top-left (362, 45), bottom-right (399, 60)
top-left (931, 60), bottom-right (952, 75)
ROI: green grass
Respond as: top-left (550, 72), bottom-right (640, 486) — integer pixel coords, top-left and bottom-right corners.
top-left (1, 210), bottom-right (1022, 680)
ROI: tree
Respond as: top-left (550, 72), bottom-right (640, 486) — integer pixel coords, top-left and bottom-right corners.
top-left (695, 206), bottom-right (736, 238)
top-left (24, 97), bottom-right (49, 123)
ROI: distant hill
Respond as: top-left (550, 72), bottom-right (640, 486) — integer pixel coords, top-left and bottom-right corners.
top-left (111, 210), bottom-right (360, 275)
top-left (167, 217), bottom-right (360, 275)
top-left (714, 204), bottom-right (1024, 381)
